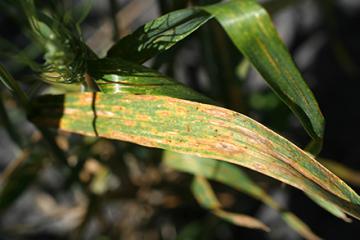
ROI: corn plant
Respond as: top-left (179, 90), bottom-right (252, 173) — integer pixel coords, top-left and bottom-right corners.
top-left (0, 0), bottom-right (359, 239)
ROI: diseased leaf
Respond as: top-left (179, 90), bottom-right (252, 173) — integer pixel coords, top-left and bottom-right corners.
top-left (202, 0), bottom-right (324, 153)
top-left (192, 176), bottom-right (270, 231)
top-left (106, 8), bottom-right (212, 63)
top-left (29, 93), bottom-right (360, 220)
top-left (105, 0), bottom-right (325, 154)
top-left (164, 152), bottom-right (322, 240)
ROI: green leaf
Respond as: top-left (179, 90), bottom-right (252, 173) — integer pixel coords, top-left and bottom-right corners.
top-left (29, 93), bottom-right (360, 220)
top-left (0, 63), bottom-right (28, 107)
top-left (202, 0), bottom-right (324, 153)
top-left (105, 0), bottom-right (324, 154)
top-left (164, 152), bottom-right (322, 240)
top-left (88, 57), bottom-right (213, 103)
top-left (106, 8), bottom-right (213, 63)
top-left (306, 193), bottom-right (350, 222)
top-left (192, 176), bottom-right (221, 210)
top-left (192, 176), bottom-right (270, 231)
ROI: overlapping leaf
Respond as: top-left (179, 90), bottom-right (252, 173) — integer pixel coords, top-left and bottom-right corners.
top-left (164, 151), bottom-right (329, 239)
top-left (105, 0), bottom-right (324, 154)
top-left (106, 8), bottom-right (213, 63)
top-left (26, 0), bottom-right (360, 229)
top-left (87, 57), bottom-right (212, 103)
top-left (202, 0), bottom-right (324, 153)
top-left (191, 176), bottom-right (270, 231)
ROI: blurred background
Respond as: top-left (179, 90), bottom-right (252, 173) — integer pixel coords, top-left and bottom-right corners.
top-left (1, 0), bottom-right (360, 239)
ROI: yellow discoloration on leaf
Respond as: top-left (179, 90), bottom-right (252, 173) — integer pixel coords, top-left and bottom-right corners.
top-left (30, 93), bottom-right (360, 221)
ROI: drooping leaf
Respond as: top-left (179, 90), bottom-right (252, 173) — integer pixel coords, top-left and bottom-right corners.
top-left (164, 151), bottom-right (322, 240)
top-left (191, 176), bottom-right (270, 231)
top-left (320, 159), bottom-right (360, 186)
top-left (105, 0), bottom-right (324, 154)
top-left (29, 93), bottom-right (360, 220)
top-left (202, 0), bottom-right (324, 153)
top-left (192, 176), bottom-right (221, 210)
top-left (106, 8), bottom-right (213, 63)
top-left (306, 193), bottom-right (350, 222)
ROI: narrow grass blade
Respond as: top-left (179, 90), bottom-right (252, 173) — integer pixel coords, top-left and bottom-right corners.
top-left (164, 152), bottom-right (322, 239)
top-left (306, 193), bottom-right (350, 222)
top-left (320, 159), bottom-right (360, 186)
top-left (202, 0), bottom-right (324, 153)
top-left (29, 93), bottom-right (360, 220)
top-left (0, 95), bottom-right (23, 146)
top-left (106, 8), bottom-right (213, 62)
top-left (0, 64), bottom-right (28, 107)
top-left (192, 176), bottom-right (270, 231)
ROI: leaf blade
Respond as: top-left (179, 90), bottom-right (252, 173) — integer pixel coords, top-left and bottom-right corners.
top-left (192, 176), bottom-right (270, 231)
top-left (164, 152), bottom-right (322, 239)
top-left (29, 93), bottom-right (360, 220)
top-left (202, 0), bottom-right (324, 153)
top-left (106, 8), bottom-right (213, 63)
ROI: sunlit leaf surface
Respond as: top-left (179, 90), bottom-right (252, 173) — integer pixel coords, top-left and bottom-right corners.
top-left (105, 0), bottom-right (324, 154)
top-left (107, 8), bottom-right (212, 63)
top-left (30, 93), bottom-right (360, 220)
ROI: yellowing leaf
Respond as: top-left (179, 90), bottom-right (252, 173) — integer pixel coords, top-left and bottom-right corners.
top-left (30, 93), bottom-right (360, 220)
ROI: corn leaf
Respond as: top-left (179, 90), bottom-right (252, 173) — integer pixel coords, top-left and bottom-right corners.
top-left (164, 151), bottom-right (322, 240)
top-left (192, 176), bottom-right (270, 231)
top-left (29, 93), bottom-right (360, 220)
